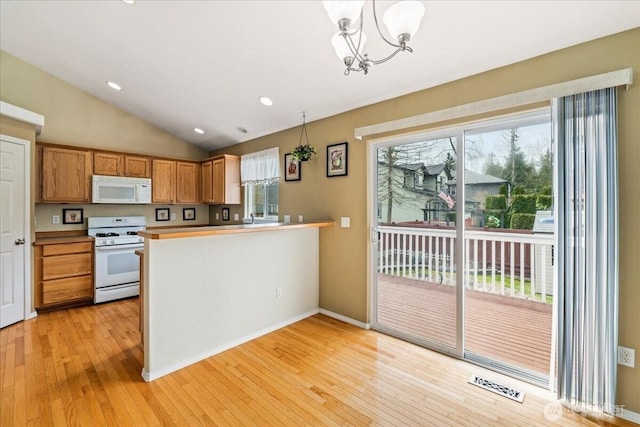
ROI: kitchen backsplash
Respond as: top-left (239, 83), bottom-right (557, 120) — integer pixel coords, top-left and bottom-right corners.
top-left (35, 204), bottom-right (210, 232)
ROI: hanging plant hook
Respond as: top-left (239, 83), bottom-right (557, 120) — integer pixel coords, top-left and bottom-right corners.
top-left (291, 111), bottom-right (317, 162)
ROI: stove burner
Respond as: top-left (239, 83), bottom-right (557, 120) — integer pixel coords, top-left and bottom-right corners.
top-left (96, 232), bottom-right (120, 237)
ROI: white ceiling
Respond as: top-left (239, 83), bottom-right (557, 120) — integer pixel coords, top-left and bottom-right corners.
top-left (1, 1), bottom-right (638, 152)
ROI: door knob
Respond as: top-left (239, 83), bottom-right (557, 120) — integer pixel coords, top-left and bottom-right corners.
top-left (15, 238), bottom-right (25, 245)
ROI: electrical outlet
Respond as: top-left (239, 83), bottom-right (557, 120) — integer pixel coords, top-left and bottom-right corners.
top-left (52, 215), bottom-right (60, 224)
top-left (170, 213), bottom-right (176, 220)
top-left (234, 213), bottom-right (239, 221)
top-left (341, 217), bottom-right (350, 228)
top-left (619, 346), bottom-right (635, 368)
top-left (276, 287), bottom-right (283, 299)
top-left (298, 215), bottom-right (304, 223)
top-left (215, 213), bottom-right (219, 220)
top-left (284, 215), bottom-right (291, 223)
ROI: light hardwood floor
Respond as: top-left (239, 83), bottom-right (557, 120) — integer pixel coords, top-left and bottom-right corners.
top-left (0, 298), bottom-right (634, 426)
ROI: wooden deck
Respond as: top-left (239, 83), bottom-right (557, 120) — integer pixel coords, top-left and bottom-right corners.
top-left (377, 273), bottom-right (553, 374)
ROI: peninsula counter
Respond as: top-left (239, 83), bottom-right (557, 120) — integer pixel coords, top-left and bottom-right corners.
top-left (138, 221), bottom-right (333, 381)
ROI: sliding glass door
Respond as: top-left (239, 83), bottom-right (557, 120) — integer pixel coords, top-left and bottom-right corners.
top-left (371, 110), bottom-right (555, 385)
top-left (374, 133), bottom-right (459, 352)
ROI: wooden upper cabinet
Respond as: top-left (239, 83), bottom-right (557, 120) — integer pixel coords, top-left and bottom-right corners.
top-left (94, 152), bottom-right (151, 178)
top-left (124, 156), bottom-right (151, 178)
top-left (201, 161), bottom-right (213, 204)
top-left (212, 158), bottom-right (225, 204)
top-left (93, 152), bottom-right (123, 176)
top-left (152, 159), bottom-right (176, 203)
top-left (40, 146), bottom-right (93, 203)
top-left (176, 162), bottom-right (200, 204)
top-left (201, 155), bottom-right (240, 205)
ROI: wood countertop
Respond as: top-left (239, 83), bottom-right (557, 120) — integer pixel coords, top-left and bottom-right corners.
top-left (138, 221), bottom-right (334, 240)
top-left (33, 235), bottom-right (94, 245)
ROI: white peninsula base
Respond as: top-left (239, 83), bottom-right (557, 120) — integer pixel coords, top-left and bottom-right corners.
top-left (139, 223), bottom-right (330, 381)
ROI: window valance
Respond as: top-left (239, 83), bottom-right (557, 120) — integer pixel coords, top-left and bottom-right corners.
top-left (240, 147), bottom-right (281, 185)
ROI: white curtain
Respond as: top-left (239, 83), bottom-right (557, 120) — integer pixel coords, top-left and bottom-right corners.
top-left (240, 147), bottom-right (281, 185)
top-left (555, 87), bottom-right (618, 414)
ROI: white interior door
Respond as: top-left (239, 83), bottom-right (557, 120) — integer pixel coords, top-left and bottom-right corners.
top-left (1, 135), bottom-right (28, 328)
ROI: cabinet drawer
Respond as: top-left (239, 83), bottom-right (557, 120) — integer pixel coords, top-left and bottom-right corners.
top-left (42, 253), bottom-right (92, 280)
top-left (42, 242), bottom-right (93, 256)
top-left (41, 276), bottom-right (93, 306)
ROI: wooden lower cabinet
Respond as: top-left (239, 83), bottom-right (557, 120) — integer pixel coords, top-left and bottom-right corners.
top-left (35, 238), bottom-right (94, 311)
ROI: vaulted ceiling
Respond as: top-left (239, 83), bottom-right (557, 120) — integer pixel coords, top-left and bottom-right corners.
top-left (1, 1), bottom-right (638, 151)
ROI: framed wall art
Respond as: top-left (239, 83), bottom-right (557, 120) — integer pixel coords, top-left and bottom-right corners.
top-left (284, 153), bottom-right (301, 181)
top-left (156, 208), bottom-right (170, 221)
top-left (183, 207), bottom-right (196, 221)
top-left (222, 207), bottom-right (230, 221)
top-left (62, 208), bottom-right (83, 225)
top-left (326, 142), bottom-right (348, 177)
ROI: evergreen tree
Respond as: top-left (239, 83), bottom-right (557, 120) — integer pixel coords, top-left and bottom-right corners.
top-left (502, 128), bottom-right (535, 188)
top-left (483, 152), bottom-right (503, 177)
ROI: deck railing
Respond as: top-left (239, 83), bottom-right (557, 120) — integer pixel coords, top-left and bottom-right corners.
top-left (377, 225), bottom-right (555, 303)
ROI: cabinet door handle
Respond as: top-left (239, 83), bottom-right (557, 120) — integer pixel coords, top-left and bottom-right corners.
top-left (15, 238), bottom-right (25, 245)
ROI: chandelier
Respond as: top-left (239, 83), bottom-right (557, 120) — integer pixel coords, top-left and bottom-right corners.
top-left (322, 0), bottom-right (425, 75)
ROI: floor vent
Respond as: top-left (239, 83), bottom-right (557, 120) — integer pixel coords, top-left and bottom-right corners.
top-left (468, 375), bottom-right (525, 403)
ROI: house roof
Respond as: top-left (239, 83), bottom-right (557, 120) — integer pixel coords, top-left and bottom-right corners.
top-left (425, 164), bottom-right (447, 176)
top-left (383, 162), bottom-right (448, 178)
top-left (394, 163), bottom-right (425, 172)
top-left (449, 170), bottom-right (506, 186)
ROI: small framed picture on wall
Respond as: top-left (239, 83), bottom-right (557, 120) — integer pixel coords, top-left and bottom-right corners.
top-left (62, 208), bottom-right (83, 225)
top-left (183, 208), bottom-right (196, 221)
top-left (284, 153), bottom-right (301, 181)
top-left (222, 207), bottom-right (230, 221)
top-left (326, 142), bottom-right (348, 177)
top-left (156, 208), bottom-right (170, 221)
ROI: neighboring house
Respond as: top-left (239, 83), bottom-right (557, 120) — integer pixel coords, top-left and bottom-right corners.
top-left (377, 161), bottom-right (451, 223)
top-left (448, 170), bottom-right (508, 208)
top-left (378, 161), bottom-right (502, 224)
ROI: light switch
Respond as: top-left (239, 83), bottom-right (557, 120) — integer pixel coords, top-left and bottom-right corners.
top-left (341, 217), bottom-right (350, 228)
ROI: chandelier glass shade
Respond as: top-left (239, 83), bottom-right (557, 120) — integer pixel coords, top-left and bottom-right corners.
top-left (322, 0), bottom-right (425, 75)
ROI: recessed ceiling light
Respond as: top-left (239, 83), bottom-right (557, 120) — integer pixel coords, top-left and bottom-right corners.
top-left (122, 0), bottom-right (135, 4)
top-left (259, 96), bottom-right (273, 106)
top-left (194, 128), bottom-right (205, 135)
top-left (106, 81), bottom-right (122, 91)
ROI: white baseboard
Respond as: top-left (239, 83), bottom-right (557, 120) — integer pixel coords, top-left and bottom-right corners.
top-left (26, 310), bottom-right (37, 320)
top-left (142, 309), bottom-right (320, 382)
top-left (619, 408), bottom-right (640, 424)
top-left (318, 308), bottom-right (370, 329)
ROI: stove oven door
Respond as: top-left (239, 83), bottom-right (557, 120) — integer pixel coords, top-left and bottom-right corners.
top-left (94, 243), bottom-right (143, 302)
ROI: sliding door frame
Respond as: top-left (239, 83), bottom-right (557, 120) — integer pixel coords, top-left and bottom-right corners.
top-left (368, 125), bottom-right (466, 359)
top-left (367, 108), bottom-right (554, 388)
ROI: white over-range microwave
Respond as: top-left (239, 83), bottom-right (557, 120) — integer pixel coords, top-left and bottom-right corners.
top-left (92, 175), bottom-right (152, 204)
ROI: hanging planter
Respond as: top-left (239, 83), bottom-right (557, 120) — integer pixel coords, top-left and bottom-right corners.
top-left (291, 143), bottom-right (317, 162)
top-left (291, 111), bottom-right (317, 162)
